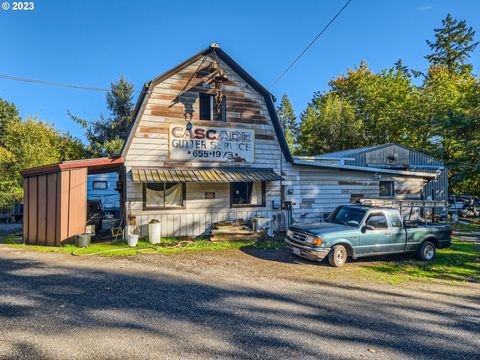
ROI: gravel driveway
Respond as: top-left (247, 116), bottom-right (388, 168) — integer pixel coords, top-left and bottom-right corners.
top-left (0, 245), bottom-right (478, 360)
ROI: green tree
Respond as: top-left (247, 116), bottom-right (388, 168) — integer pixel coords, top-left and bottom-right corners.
top-left (70, 76), bottom-right (134, 157)
top-left (0, 98), bottom-right (20, 146)
top-left (0, 146), bottom-right (22, 206)
top-left (426, 14), bottom-right (479, 73)
top-left (418, 64), bottom-right (480, 195)
top-left (1, 118), bottom-right (87, 205)
top-left (276, 94), bottom-right (298, 152)
top-left (297, 94), bottom-right (363, 155)
top-left (327, 60), bottom-right (418, 146)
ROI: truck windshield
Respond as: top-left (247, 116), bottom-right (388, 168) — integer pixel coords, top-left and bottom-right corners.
top-left (327, 207), bottom-right (366, 227)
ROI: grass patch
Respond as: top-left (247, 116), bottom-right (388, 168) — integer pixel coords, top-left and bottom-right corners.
top-left (453, 221), bottom-right (480, 231)
top-left (365, 240), bottom-right (480, 284)
top-left (1, 232), bottom-right (286, 257)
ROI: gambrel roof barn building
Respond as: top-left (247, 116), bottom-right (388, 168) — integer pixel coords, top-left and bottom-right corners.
top-left (21, 44), bottom-right (441, 244)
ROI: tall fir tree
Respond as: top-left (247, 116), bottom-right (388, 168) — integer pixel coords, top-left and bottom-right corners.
top-left (69, 76), bottom-right (134, 157)
top-left (426, 14), bottom-right (478, 73)
top-left (276, 94), bottom-right (298, 152)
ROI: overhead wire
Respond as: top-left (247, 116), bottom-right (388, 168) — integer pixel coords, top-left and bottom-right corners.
top-left (268, 0), bottom-right (353, 89)
top-left (0, 73), bottom-right (149, 94)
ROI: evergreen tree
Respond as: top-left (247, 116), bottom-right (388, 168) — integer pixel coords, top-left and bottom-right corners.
top-left (426, 14), bottom-right (479, 73)
top-left (276, 94), bottom-right (298, 152)
top-left (69, 76), bottom-right (134, 157)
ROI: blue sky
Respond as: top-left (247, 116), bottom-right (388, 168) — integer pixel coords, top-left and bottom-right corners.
top-left (1, 0), bottom-right (479, 142)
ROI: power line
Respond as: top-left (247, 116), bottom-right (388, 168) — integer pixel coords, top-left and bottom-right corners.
top-left (0, 73), bottom-right (147, 94)
top-left (269, 0), bottom-right (353, 89)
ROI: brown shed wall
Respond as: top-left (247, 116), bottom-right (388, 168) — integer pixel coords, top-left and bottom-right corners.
top-left (23, 167), bottom-right (88, 246)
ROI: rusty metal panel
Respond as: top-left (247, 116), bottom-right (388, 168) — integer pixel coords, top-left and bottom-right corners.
top-left (58, 170), bottom-right (71, 242)
top-left (27, 176), bottom-right (38, 244)
top-left (67, 168), bottom-right (87, 238)
top-left (37, 175), bottom-right (47, 245)
top-left (46, 173), bottom-right (57, 245)
top-left (23, 178), bottom-right (29, 243)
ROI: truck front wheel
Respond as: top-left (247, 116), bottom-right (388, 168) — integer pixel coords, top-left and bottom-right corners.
top-left (417, 241), bottom-right (436, 262)
top-left (328, 245), bottom-right (348, 267)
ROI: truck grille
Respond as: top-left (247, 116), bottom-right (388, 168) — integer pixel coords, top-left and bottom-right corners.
top-left (287, 230), bottom-right (311, 247)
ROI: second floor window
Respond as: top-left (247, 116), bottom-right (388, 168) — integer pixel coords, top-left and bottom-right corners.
top-left (199, 94), bottom-right (214, 120)
top-left (199, 93), bottom-right (227, 121)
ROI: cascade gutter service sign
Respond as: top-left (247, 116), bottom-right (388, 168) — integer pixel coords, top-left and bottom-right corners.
top-left (169, 125), bottom-right (255, 162)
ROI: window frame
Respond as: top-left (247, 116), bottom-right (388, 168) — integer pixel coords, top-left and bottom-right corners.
top-left (379, 180), bottom-right (395, 197)
top-left (92, 180), bottom-right (108, 190)
top-left (199, 93), bottom-right (214, 121)
top-left (365, 212), bottom-right (389, 230)
top-left (142, 182), bottom-right (186, 210)
top-left (230, 181), bottom-right (266, 208)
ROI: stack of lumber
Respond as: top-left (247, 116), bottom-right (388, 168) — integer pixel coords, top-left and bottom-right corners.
top-left (210, 220), bottom-right (259, 242)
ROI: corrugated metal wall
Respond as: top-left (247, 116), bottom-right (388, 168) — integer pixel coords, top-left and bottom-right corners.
top-left (343, 144), bottom-right (447, 201)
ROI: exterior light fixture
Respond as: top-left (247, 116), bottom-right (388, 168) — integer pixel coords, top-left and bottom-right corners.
top-left (184, 112), bottom-right (193, 130)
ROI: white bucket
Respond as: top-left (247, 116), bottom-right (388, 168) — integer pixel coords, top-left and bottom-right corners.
top-left (127, 234), bottom-right (139, 247)
top-left (148, 222), bottom-right (161, 244)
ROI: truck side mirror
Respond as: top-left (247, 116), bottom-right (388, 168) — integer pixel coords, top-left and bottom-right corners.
top-left (361, 225), bottom-right (375, 233)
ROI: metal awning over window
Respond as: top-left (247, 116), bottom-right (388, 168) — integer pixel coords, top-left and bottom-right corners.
top-left (131, 168), bottom-right (283, 183)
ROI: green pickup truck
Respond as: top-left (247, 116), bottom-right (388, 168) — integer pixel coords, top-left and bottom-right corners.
top-left (285, 204), bottom-right (452, 267)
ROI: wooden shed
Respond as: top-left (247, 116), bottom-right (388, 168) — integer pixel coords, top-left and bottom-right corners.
top-left (21, 158), bottom-right (123, 246)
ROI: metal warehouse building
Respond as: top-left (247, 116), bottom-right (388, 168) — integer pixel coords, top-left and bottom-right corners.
top-left (312, 143), bottom-right (448, 201)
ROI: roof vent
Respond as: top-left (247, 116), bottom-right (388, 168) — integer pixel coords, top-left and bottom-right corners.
top-left (210, 42), bottom-right (221, 48)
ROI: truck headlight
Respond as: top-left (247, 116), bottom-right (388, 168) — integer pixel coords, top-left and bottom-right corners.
top-left (286, 230), bottom-right (294, 238)
top-left (306, 236), bottom-right (323, 245)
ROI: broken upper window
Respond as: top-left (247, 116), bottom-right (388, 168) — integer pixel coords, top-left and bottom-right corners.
top-left (199, 93), bottom-right (226, 121)
top-left (199, 94), bottom-right (214, 120)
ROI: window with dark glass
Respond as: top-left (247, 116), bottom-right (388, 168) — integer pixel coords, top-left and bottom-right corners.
top-left (92, 181), bottom-right (108, 190)
top-left (144, 182), bottom-right (184, 209)
top-left (379, 181), bottom-right (395, 197)
top-left (199, 94), bottom-right (214, 120)
top-left (390, 212), bottom-right (402, 228)
top-left (231, 182), bottom-right (265, 207)
top-left (365, 214), bottom-right (388, 229)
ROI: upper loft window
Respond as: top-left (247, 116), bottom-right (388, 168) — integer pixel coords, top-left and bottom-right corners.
top-left (199, 94), bottom-right (214, 120)
top-left (199, 94), bottom-right (226, 121)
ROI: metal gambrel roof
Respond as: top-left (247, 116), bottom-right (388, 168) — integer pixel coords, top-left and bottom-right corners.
top-left (131, 167), bottom-right (283, 183)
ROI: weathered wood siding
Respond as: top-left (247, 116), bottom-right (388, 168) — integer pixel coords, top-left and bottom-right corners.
top-left (124, 55), bottom-right (283, 236)
top-left (282, 162), bottom-right (425, 223)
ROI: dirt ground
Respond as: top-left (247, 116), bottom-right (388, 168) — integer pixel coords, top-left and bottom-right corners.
top-left (0, 243), bottom-right (479, 360)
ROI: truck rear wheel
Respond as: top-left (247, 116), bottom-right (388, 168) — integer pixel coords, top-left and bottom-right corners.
top-left (417, 241), bottom-right (436, 262)
top-left (328, 245), bottom-right (348, 267)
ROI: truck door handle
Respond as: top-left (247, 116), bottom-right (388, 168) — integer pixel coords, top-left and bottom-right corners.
top-left (385, 233), bottom-right (391, 236)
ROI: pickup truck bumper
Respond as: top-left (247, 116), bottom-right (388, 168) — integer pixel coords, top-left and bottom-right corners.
top-left (285, 238), bottom-right (330, 261)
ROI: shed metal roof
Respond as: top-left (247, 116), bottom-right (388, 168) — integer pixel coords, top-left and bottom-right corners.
top-left (131, 167), bottom-right (283, 183)
top-left (21, 157), bottom-right (124, 177)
